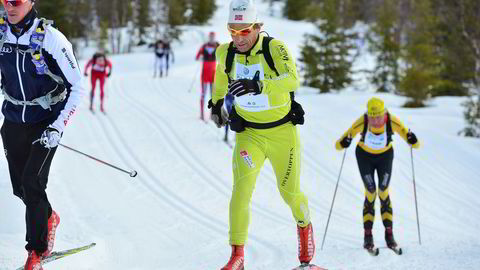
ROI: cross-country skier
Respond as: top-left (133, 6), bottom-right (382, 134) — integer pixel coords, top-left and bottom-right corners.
top-left (196, 31), bottom-right (220, 121)
top-left (84, 51), bottom-right (112, 113)
top-left (0, 0), bottom-right (86, 269)
top-left (335, 97), bottom-right (420, 251)
top-left (151, 39), bottom-right (167, 78)
top-left (208, 0), bottom-right (316, 268)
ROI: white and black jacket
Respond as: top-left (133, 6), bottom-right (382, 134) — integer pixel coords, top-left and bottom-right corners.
top-left (0, 9), bottom-right (85, 133)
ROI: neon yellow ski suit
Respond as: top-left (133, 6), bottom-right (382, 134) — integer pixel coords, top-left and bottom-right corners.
top-left (213, 34), bottom-right (311, 245)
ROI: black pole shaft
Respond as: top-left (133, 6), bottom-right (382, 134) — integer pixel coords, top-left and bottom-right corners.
top-left (321, 149), bottom-right (347, 250)
top-left (59, 143), bottom-right (137, 177)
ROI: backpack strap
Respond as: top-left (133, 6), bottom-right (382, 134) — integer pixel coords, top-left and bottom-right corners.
top-left (360, 113), bottom-right (368, 142)
top-left (360, 113), bottom-right (394, 143)
top-left (0, 16), bottom-right (8, 53)
top-left (225, 41), bottom-right (236, 83)
top-left (260, 36), bottom-right (279, 76)
top-left (386, 112), bottom-right (393, 144)
top-left (260, 36), bottom-right (295, 101)
top-left (28, 18), bottom-right (64, 85)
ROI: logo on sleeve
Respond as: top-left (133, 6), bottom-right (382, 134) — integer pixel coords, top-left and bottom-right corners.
top-left (61, 48), bottom-right (76, 69)
top-left (277, 45), bottom-right (289, 61)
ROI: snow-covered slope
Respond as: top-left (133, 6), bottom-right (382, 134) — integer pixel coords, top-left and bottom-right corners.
top-left (1, 0), bottom-right (480, 269)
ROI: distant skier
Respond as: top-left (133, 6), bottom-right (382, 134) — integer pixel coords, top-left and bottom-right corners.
top-left (150, 40), bottom-right (166, 77)
top-left (209, 0), bottom-right (315, 269)
top-left (84, 51), bottom-right (112, 113)
top-left (196, 31), bottom-right (219, 121)
top-left (0, 1), bottom-right (86, 269)
top-left (335, 97), bottom-right (420, 252)
top-left (150, 39), bottom-right (173, 78)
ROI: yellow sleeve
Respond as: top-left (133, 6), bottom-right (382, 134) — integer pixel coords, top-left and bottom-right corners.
top-left (261, 39), bottom-right (300, 95)
top-left (335, 115), bottom-right (365, 150)
top-left (212, 43), bottom-right (229, 104)
top-left (390, 114), bottom-right (420, 149)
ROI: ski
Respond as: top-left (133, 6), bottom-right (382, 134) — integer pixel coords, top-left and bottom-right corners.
top-left (16, 242), bottom-right (96, 270)
top-left (388, 246), bottom-right (403, 255)
top-left (365, 247), bottom-right (379, 256)
top-left (292, 263), bottom-right (328, 270)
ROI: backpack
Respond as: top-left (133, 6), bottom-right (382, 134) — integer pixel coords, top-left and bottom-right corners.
top-left (224, 35), bottom-right (305, 131)
top-left (0, 16), bottom-right (64, 85)
top-left (0, 17), bottom-right (66, 110)
top-left (360, 113), bottom-right (393, 144)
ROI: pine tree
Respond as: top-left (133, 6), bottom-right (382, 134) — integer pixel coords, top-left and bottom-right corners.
top-left (190, 0), bottom-right (216, 25)
top-left (35, 0), bottom-right (71, 36)
top-left (283, 0), bottom-right (311, 21)
top-left (136, 0), bottom-right (151, 45)
top-left (458, 0), bottom-right (480, 137)
top-left (459, 96), bottom-right (480, 137)
top-left (367, 0), bottom-right (401, 93)
top-left (298, 0), bottom-right (357, 93)
top-left (398, 0), bottom-right (440, 107)
top-left (164, 0), bottom-right (188, 41)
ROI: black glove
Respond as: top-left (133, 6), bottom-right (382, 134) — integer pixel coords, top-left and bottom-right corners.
top-left (107, 72), bottom-right (111, 78)
top-left (340, 136), bottom-right (352, 148)
top-left (208, 99), bottom-right (228, 128)
top-left (84, 72), bottom-right (88, 77)
top-left (407, 131), bottom-right (418, 145)
top-left (228, 71), bottom-right (262, 97)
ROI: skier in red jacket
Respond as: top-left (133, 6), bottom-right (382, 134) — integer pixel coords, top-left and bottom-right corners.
top-left (196, 32), bottom-right (220, 120)
top-left (84, 51), bottom-right (112, 113)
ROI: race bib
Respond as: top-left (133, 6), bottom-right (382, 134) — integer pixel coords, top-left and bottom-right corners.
top-left (364, 130), bottom-right (387, 150)
top-left (234, 62), bottom-right (269, 112)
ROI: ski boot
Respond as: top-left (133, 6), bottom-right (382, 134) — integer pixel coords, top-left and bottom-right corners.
top-left (385, 227), bottom-right (397, 248)
top-left (297, 223), bottom-right (315, 264)
top-left (363, 229), bottom-right (374, 250)
top-left (25, 251), bottom-right (43, 270)
top-left (221, 245), bottom-right (244, 270)
top-left (43, 210), bottom-right (60, 257)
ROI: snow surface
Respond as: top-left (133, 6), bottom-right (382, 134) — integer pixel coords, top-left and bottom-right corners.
top-left (1, 0), bottom-right (480, 269)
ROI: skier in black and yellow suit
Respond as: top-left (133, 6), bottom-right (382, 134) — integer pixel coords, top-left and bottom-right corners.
top-left (335, 97), bottom-right (420, 250)
top-left (209, 0), bottom-right (316, 269)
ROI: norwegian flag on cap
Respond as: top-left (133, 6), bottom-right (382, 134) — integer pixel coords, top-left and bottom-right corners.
top-left (235, 15), bottom-right (243, 21)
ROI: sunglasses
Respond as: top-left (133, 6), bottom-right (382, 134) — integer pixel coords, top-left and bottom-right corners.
top-left (2, 0), bottom-right (28, 7)
top-left (227, 23), bottom-right (255, 37)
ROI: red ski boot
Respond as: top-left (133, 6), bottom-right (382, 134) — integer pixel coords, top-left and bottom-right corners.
top-left (221, 245), bottom-right (244, 270)
top-left (297, 223), bottom-right (315, 264)
top-left (24, 251), bottom-right (43, 270)
top-left (43, 210), bottom-right (60, 257)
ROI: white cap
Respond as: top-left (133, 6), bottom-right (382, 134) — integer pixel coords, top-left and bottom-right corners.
top-left (228, 0), bottom-right (260, 24)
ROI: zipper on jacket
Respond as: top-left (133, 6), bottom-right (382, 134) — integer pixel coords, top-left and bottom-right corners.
top-left (22, 50), bottom-right (26, 72)
top-left (15, 40), bottom-right (27, 123)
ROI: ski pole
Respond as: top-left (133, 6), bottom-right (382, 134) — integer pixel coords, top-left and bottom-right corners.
top-left (188, 62), bottom-right (202, 93)
top-left (411, 147), bottom-right (421, 245)
top-left (321, 148), bottom-right (348, 250)
top-left (59, 143), bottom-right (138, 177)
